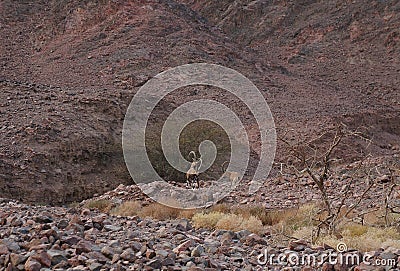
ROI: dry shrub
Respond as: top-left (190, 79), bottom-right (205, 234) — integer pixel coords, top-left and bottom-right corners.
top-left (238, 215), bottom-right (264, 234)
top-left (178, 209), bottom-right (197, 219)
top-left (110, 201), bottom-right (142, 217)
top-left (139, 202), bottom-right (180, 220)
top-left (215, 213), bottom-right (244, 231)
top-left (283, 204), bottom-right (318, 230)
top-left (209, 204), bottom-right (231, 214)
top-left (85, 199), bottom-right (113, 212)
top-left (192, 212), bottom-right (225, 229)
top-left (342, 223), bottom-right (368, 237)
top-left (318, 226), bottom-right (400, 252)
top-left (232, 205), bottom-right (273, 225)
top-left (192, 211), bottom-right (264, 234)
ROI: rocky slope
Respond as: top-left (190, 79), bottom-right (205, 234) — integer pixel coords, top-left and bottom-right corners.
top-left (0, 0), bottom-right (399, 205)
top-left (1, 198), bottom-right (399, 271)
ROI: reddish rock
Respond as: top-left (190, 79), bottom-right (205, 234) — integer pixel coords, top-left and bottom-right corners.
top-left (24, 258), bottom-right (41, 271)
top-left (0, 245), bottom-right (9, 255)
top-left (173, 240), bottom-right (194, 254)
top-left (31, 251), bottom-right (51, 267)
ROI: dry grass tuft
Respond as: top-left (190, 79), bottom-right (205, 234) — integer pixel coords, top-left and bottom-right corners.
top-left (178, 209), bottom-right (198, 219)
top-left (192, 212), bottom-right (225, 229)
top-left (192, 211), bottom-right (264, 234)
top-left (215, 213), bottom-right (244, 231)
top-left (110, 200), bottom-right (142, 217)
top-left (238, 215), bottom-right (264, 234)
top-left (84, 199), bottom-right (113, 212)
top-left (139, 202), bottom-right (181, 220)
top-left (318, 226), bottom-right (400, 252)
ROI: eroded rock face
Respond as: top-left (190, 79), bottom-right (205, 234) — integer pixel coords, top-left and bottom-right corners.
top-left (0, 198), bottom-right (399, 270)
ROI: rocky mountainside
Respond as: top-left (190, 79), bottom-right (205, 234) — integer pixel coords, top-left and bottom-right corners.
top-left (0, 0), bottom-right (399, 205)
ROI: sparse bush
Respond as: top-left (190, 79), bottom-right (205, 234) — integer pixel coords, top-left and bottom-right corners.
top-left (110, 200), bottom-right (142, 216)
top-left (192, 212), bottom-right (225, 229)
top-left (85, 199), bottom-right (113, 212)
top-left (192, 211), bottom-right (264, 234)
top-left (215, 213), bottom-right (244, 231)
top-left (178, 209), bottom-right (197, 219)
top-left (239, 215), bottom-right (264, 234)
top-left (139, 202), bottom-right (181, 220)
top-left (317, 226), bottom-right (400, 252)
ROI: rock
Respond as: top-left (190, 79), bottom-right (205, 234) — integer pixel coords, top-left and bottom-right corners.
top-left (1, 239), bottom-right (21, 252)
top-left (101, 246), bottom-right (115, 258)
top-left (62, 235), bottom-right (81, 246)
top-left (31, 251), bottom-right (51, 267)
top-left (289, 240), bottom-right (309, 252)
top-left (161, 257), bottom-right (175, 266)
top-left (241, 233), bottom-right (268, 246)
top-left (379, 251), bottom-right (396, 260)
top-left (322, 263), bottom-right (334, 271)
top-left (33, 215), bottom-right (53, 224)
top-left (57, 219), bottom-right (69, 229)
top-left (86, 251), bottom-right (109, 264)
top-left (89, 262), bottom-right (103, 271)
top-left (353, 262), bottom-right (382, 271)
top-left (0, 245), bottom-right (9, 255)
top-left (10, 253), bottom-right (27, 266)
top-left (130, 241), bottom-right (142, 252)
top-left (236, 230), bottom-right (251, 239)
top-left (104, 225), bottom-right (122, 232)
top-left (76, 240), bottom-right (100, 254)
top-left (145, 249), bottom-right (156, 259)
top-left (191, 245), bottom-right (204, 257)
top-left (147, 259), bottom-right (162, 269)
top-left (173, 240), bottom-right (194, 254)
top-left (24, 258), bottom-right (41, 271)
top-left (47, 250), bottom-right (68, 265)
top-left (174, 219), bottom-right (192, 231)
top-left (120, 248), bottom-right (136, 262)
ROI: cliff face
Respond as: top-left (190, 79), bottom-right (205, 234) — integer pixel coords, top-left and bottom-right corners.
top-left (0, 0), bottom-right (399, 204)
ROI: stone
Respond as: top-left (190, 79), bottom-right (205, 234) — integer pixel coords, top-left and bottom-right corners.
top-left (147, 259), bottom-right (162, 269)
top-left (241, 233), bottom-right (268, 246)
top-left (322, 263), bottom-right (334, 271)
top-left (31, 251), bottom-right (51, 267)
top-left (86, 251), bottom-right (109, 264)
top-left (57, 219), bottom-right (69, 229)
top-left (130, 241), bottom-right (142, 252)
top-left (236, 230), bottom-right (251, 239)
top-left (120, 248), bottom-right (136, 262)
top-left (89, 262), bottom-right (103, 271)
top-left (104, 225), bottom-right (122, 232)
top-left (145, 249), bottom-right (156, 259)
top-left (47, 250), bottom-right (68, 265)
top-left (76, 240), bottom-right (100, 254)
top-left (1, 239), bottom-right (20, 252)
top-left (62, 235), bottom-right (81, 246)
top-left (173, 240), bottom-right (194, 254)
top-left (33, 216), bottom-right (53, 224)
top-left (191, 245), bottom-right (204, 257)
top-left (24, 258), bottom-right (41, 271)
top-left (10, 253), bottom-right (27, 266)
top-left (161, 257), bottom-right (175, 266)
top-left (101, 246), bottom-right (115, 258)
top-left (0, 245), bottom-right (9, 255)
top-left (174, 219), bottom-right (192, 231)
